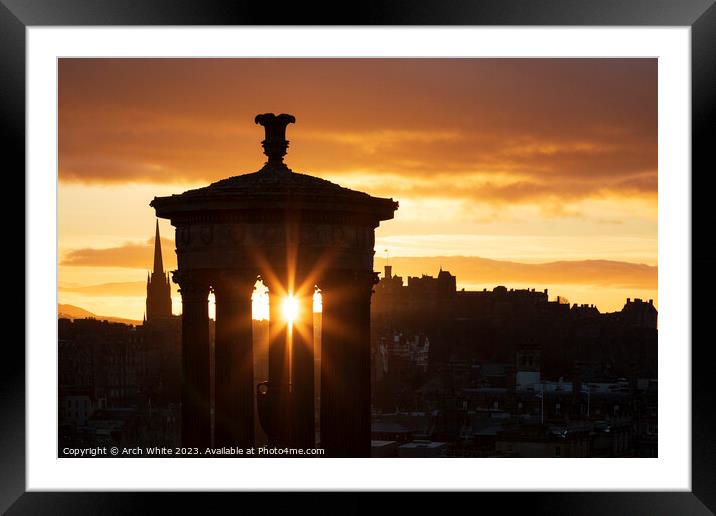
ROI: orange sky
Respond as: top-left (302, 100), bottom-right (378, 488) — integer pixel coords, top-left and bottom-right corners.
top-left (57, 58), bottom-right (657, 320)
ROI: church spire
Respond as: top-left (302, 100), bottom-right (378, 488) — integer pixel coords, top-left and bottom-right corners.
top-left (153, 220), bottom-right (164, 274)
top-left (146, 221), bottom-right (172, 321)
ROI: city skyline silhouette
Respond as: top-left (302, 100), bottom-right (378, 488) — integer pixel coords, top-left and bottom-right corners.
top-left (58, 58), bottom-right (657, 321)
top-left (58, 58), bottom-right (658, 458)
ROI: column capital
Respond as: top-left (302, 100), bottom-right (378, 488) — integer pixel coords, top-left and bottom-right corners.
top-left (212, 269), bottom-right (257, 298)
top-left (171, 270), bottom-right (211, 300)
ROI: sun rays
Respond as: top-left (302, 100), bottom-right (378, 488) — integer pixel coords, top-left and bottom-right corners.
top-left (281, 295), bottom-right (299, 323)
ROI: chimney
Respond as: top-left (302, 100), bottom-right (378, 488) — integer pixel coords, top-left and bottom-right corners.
top-left (385, 265), bottom-right (392, 279)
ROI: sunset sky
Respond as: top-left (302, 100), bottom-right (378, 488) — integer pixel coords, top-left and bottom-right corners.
top-left (58, 58), bottom-right (657, 320)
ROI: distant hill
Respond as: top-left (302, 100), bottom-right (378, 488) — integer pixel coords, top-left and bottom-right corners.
top-left (58, 304), bottom-right (142, 326)
top-left (379, 256), bottom-right (657, 290)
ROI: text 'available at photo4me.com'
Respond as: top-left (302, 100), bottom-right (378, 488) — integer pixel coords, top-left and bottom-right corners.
top-left (61, 446), bottom-right (326, 457)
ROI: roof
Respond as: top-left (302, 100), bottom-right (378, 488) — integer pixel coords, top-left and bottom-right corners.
top-left (151, 113), bottom-right (398, 222)
top-left (371, 440), bottom-right (399, 448)
top-left (371, 422), bottom-right (414, 434)
top-left (399, 441), bottom-right (447, 449)
top-left (152, 162), bottom-right (398, 221)
top-left (372, 413), bottom-right (432, 434)
top-left (193, 163), bottom-right (369, 199)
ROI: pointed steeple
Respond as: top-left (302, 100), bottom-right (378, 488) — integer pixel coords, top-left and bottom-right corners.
top-left (146, 221), bottom-right (172, 321)
top-left (153, 220), bottom-right (164, 274)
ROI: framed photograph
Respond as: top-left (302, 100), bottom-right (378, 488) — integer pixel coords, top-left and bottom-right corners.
top-left (8, 0), bottom-right (715, 513)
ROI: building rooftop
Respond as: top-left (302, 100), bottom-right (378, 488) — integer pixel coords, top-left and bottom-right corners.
top-left (399, 440), bottom-right (447, 449)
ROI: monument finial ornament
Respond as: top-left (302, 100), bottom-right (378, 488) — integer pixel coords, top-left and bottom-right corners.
top-left (255, 113), bottom-right (296, 168)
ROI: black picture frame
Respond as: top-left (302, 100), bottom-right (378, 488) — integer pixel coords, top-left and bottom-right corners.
top-left (5, 1), bottom-right (715, 513)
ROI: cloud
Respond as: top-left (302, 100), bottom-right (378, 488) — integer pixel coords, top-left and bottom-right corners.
top-left (59, 281), bottom-right (148, 297)
top-left (58, 58), bottom-right (657, 211)
top-left (60, 237), bottom-right (176, 269)
top-left (323, 171), bottom-right (655, 210)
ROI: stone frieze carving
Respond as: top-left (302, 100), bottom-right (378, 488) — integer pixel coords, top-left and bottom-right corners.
top-left (173, 221), bottom-right (377, 271)
top-left (199, 225), bottom-right (213, 245)
top-left (177, 226), bottom-right (191, 248)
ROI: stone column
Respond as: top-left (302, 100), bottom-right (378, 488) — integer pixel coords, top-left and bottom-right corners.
top-left (320, 270), bottom-right (376, 457)
top-left (213, 270), bottom-right (256, 449)
top-left (266, 278), bottom-right (291, 447)
top-left (291, 286), bottom-right (315, 448)
top-left (173, 270), bottom-right (211, 449)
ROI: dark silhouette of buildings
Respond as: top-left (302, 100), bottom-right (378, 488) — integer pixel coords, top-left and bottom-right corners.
top-left (372, 265), bottom-right (657, 378)
top-left (369, 265), bottom-right (658, 457)
top-left (58, 240), bottom-right (658, 458)
top-left (145, 221), bottom-right (172, 321)
top-left (58, 317), bottom-right (183, 452)
top-left (58, 224), bottom-right (183, 453)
